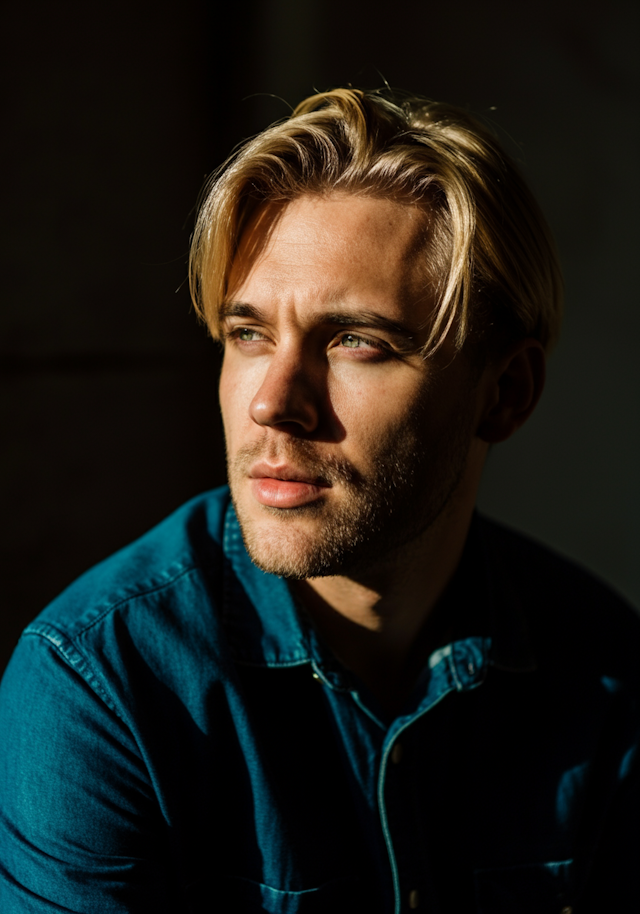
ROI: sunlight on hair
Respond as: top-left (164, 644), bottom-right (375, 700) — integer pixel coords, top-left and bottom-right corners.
top-left (189, 88), bottom-right (563, 359)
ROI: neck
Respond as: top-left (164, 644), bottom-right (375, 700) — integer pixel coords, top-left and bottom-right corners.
top-left (294, 496), bottom-right (476, 715)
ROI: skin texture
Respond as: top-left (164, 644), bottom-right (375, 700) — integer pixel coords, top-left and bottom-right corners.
top-left (218, 193), bottom-right (545, 711)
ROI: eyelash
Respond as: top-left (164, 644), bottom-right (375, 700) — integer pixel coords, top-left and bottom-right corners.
top-left (225, 327), bottom-right (391, 358)
top-left (233, 328), bottom-right (265, 343)
top-left (337, 332), bottom-right (379, 350)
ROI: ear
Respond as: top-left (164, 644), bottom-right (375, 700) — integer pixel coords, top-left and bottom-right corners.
top-left (476, 338), bottom-right (546, 444)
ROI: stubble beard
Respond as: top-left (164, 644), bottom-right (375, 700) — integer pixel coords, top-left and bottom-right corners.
top-left (227, 407), bottom-right (475, 581)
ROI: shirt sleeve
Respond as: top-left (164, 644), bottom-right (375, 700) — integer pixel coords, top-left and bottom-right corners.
top-left (0, 631), bottom-right (178, 913)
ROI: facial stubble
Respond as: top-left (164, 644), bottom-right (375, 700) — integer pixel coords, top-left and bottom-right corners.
top-left (227, 397), bottom-right (476, 581)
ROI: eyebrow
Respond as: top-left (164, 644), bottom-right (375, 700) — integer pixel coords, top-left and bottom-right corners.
top-left (220, 302), bottom-right (267, 323)
top-left (220, 301), bottom-right (420, 350)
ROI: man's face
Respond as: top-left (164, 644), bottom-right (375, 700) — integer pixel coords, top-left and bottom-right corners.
top-left (219, 193), bottom-right (484, 580)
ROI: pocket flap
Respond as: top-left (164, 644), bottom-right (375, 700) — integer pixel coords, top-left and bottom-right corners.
top-left (189, 873), bottom-right (363, 913)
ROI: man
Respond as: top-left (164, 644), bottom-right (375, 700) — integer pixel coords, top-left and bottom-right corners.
top-left (0, 88), bottom-right (638, 912)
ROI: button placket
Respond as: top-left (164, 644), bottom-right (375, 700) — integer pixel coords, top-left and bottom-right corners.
top-left (378, 663), bottom-right (458, 914)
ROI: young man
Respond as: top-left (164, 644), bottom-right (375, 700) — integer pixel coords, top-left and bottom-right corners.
top-left (1, 88), bottom-right (638, 913)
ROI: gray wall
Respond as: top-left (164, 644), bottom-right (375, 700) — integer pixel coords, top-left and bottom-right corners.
top-left (2, 0), bottom-right (638, 673)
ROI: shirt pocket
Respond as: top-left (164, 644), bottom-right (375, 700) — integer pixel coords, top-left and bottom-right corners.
top-left (473, 859), bottom-right (574, 914)
top-left (190, 874), bottom-right (363, 913)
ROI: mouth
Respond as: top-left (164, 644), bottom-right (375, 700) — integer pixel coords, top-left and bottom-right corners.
top-left (248, 462), bottom-right (331, 509)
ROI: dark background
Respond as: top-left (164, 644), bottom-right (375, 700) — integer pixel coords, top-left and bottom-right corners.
top-left (2, 0), bottom-right (638, 674)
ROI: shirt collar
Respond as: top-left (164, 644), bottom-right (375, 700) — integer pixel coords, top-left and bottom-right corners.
top-left (222, 498), bottom-right (312, 667)
top-left (220, 497), bottom-right (536, 675)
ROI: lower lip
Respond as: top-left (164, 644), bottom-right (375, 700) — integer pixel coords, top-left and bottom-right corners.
top-left (251, 477), bottom-right (328, 508)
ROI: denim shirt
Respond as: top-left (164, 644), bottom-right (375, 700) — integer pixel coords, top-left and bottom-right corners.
top-left (0, 487), bottom-right (638, 913)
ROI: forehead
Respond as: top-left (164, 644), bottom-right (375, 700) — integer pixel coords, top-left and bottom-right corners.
top-left (226, 194), bottom-right (432, 322)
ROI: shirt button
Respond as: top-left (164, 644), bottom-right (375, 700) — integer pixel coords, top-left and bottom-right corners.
top-left (391, 742), bottom-right (403, 764)
top-left (408, 888), bottom-right (420, 908)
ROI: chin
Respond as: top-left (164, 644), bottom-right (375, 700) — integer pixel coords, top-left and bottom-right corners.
top-left (233, 502), bottom-right (350, 579)
top-left (232, 492), bottom-right (426, 581)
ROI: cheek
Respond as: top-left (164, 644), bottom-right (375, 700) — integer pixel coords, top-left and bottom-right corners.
top-left (328, 373), bottom-right (381, 425)
top-left (218, 360), bottom-right (233, 430)
top-left (218, 355), bottom-right (236, 405)
top-left (218, 357), bottom-right (254, 442)
top-left (328, 371), bottom-right (427, 454)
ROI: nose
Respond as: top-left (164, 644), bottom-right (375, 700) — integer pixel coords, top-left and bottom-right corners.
top-left (249, 348), bottom-right (321, 434)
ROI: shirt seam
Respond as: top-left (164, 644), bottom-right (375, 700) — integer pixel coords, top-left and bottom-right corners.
top-left (18, 627), bottom-right (123, 720)
top-left (29, 561), bottom-right (201, 642)
top-left (231, 657), bottom-right (312, 669)
top-left (21, 563), bottom-right (201, 723)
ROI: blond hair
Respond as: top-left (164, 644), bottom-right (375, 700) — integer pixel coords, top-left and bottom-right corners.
top-left (189, 88), bottom-right (562, 357)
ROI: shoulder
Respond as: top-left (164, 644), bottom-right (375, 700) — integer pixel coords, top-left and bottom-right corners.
top-left (29, 487), bottom-right (231, 640)
top-left (478, 513), bottom-right (640, 676)
top-left (0, 490), bottom-right (236, 908)
top-left (8, 487), bottom-right (234, 715)
top-left (477, 512), bottom-right (637, 615)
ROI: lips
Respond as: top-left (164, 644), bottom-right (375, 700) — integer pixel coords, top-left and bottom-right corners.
top-left (249, 462), bottom-right (331, 508)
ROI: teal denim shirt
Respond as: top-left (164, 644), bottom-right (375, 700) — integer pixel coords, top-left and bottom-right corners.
top-left (0, 487), bottom-right (638, 912)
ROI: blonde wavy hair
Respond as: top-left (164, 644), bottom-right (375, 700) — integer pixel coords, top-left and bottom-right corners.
top-left (189, 88), bottom-right (562, 358)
